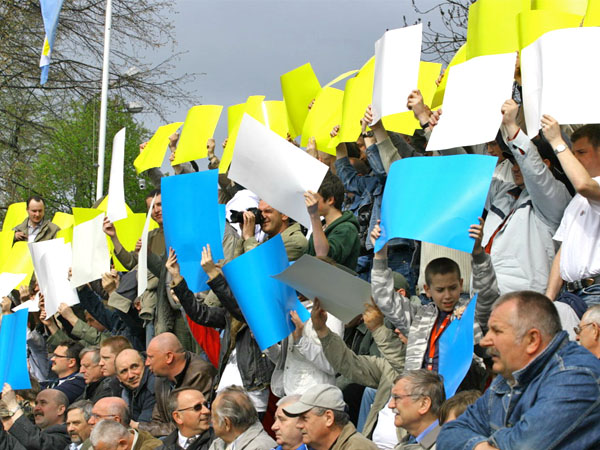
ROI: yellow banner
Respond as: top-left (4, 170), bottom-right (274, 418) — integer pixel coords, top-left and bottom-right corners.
top-left (431, 44), bottom-right (467, 109)
top-left (172, 105), bottom-right (223, 165)
top-left (2, 202), bottom-right (27, 231)
top-left (517, 9), bottom-right (583, 49)
top-left (280, 63), bottom-right (321, 138)
top-left (133, 122), bottom-right (183, 174)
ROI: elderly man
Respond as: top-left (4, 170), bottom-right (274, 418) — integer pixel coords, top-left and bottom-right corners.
top-left (1, 386), bottom-right (70, 450)
top-left (80, 347), bottom-right (118, 403)
top-left (88, 397), bottom-right (161, 450)
top-left (438, 291), bottom-right (600, 449)
top-left (388, 371), bottom-right (445, 449)
top-left (271, 395), bottom-right (307, 450)
top-left (209, 386), bottom-right (275, 450)
top-left (576, 304), bottom-right (600, 358)
top-left (284, 384), bottom-right (378, 450)
top-left (90, 420), bottom-right (134, 450)
top-left (115, 349), bottom-right (156, 423)
top-left (158, 388), bottom-right (214, 450)
top-left (66, 400), bottom-right (93, 450)
top-left (138, 333), bottom-right (215, 437)
top-left (13, 196), bottom-right (60, 242)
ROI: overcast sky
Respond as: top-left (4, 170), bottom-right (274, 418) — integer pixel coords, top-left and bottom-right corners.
top-left (139, 0), bottom-right (440, 163)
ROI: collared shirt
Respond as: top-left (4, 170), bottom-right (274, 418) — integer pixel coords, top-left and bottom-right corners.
top-left (416, 420), bottom-right (439, 444)
top-left (178, 431), bottom-right (200, 449)
top-left (130, 429), bottom-right (139, 449)
top-left (27, 221), bottom-right (41, 242)
top-left (68, 443), bottom-right (82, 450)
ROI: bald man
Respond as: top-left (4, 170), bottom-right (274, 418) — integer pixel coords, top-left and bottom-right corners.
top-left (1, 387), bottom-right (70, 450)
top-left (577, 305), bottom-right (600, 358)
top-left (138, 333), bottom-right (216, 437)
top-left (115, 349), bottom-right (156, 424)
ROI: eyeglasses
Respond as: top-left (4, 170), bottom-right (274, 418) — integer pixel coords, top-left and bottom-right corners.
top-left (574, 323), bottom-right (594, 335)
top-left (391, 393), bottom-right (422, 402)
top-left (176, 402), bottom-right (209, 413)
top-left (90, 413), bottom-right (117, 420)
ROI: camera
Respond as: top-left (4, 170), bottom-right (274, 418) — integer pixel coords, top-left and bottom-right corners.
top-left (229, 207), bottom-right (264, 225)
top-left (138, 177), bottom-right (146, 190)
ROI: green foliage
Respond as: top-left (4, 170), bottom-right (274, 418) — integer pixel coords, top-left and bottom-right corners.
top-left (19, 97), bottom-right (151, 215)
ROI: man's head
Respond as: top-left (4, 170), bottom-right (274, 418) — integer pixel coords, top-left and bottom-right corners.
top-left (79, 347), bottom-right (103, 385)
top-left (438, 390), bottom-right (481, 425)
top-left (168, 388), bottom-right (211, 438)
top-left (88, 397), bottom-right (130, 428)
top-left (115, 349), bottom-right (145, 390)
top-left (85, 311), bottom-right (106, 332)
top-left (486, 140), bottom-right (504, 159)
top-left (570, 124), bottom-right (600, 177)
top-left (272, 395), bottom-right (304, 450)
top-left (283, 384), bottom-right (349, 449)
top-left (211, 386), bottom-right (258, 444)
top-left (481, 291), bottom-right (562, 380)
top-left (145, 332), bottom-right (186, 379)
top-left (423, 258), bottom-right (463, 313)
top-left (51, 340), bottom-right (83, 378)
top-left (90, 420), bottom-right (133, 450)
top-left (388, 370), bottom-right (445, 437)
top-left (26, 196), bottom-right (45, 226)
top-left (146, 189), bottom-right (162, 226)
top-left (99, 336), bottom-right (132, 377)
top-left (576, 305), bottom-right (600, 358)
top-left (66, 400), bottom-right (93, 444)
top-left (33, 389), bottom-right (68, 430)
top-left (316, 171), bottom-right (345, 215)
top-left (258, 200), bottom-right (289, 237)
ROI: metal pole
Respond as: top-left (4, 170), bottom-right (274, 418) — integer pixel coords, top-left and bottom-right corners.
top-left (96, 0), bottom-right (112, 200)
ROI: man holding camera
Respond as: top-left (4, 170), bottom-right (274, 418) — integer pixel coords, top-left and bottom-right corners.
top-left (240, 200), bottom-right (307, 262)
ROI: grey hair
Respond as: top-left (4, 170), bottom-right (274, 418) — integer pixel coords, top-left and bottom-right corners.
top-left (67, 400), bottom-right (93, 421)
top-left (276, 394), bottom-right (301, 407)
top-left (90, 420), bottom-right (129, 448)
top-left (394, 369), bottom-right (446, 416)
top-left (312, 407), bottom-right (350, 427)
top-left (584, 305), bottom-right (600, 325)
top-left (213, 386), bottom-right (257, 432)
top-left (494, 291), bottom-right (561, 341)
top-left (79, 346), bottom-right (100, 364)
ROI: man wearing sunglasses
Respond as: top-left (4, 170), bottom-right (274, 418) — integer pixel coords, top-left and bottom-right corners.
top-left (158, 388), bottom-right (214, 450)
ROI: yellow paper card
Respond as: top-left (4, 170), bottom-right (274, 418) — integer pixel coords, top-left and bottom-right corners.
top-left (337, 57), bottom-right (375, 145)
top-left (95, 197), bottom-right (134, 217)
top-left (584, 0), bottom-right (600, 25)
top-left (2, 241), bottom-right (34, 288)
top-left (56, 227), bottom-right (73, 244)
top-left (227, 103), bottom-right (247, 136)
top-left (517, 9), bottom-right (583, 49)
top-left (0, 230), bottom-right (15, 269)
top-left (263, 101), bottom-right (289, 138)
top-left (3, 202), bottom-right (27, 231)
top-left (72, 207), bottom-right (104, 226)
top-left (324, 70), bottom-right (359, 88)
top-left (382, 62), bottom-right (442, 135)
top-left (431, 44), bottom-right (467, 109)
top-left (280, 63), bottom-right (321, 138)
top-left (172, 105), bottom-right (223, 165)
top-left (52, 212), bottom-right (74, 230)
top-left (466, 0), bottom-right (526, 59)
top-left (133, 122), bottom-right (183, 174)
top-left (301, 87), bottom-right (344, 153)
top-left (532, 0), bottom-right (588, 16)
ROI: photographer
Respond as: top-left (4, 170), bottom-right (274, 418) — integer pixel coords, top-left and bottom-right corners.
top-left (236, 200), bottom-right (308, 262)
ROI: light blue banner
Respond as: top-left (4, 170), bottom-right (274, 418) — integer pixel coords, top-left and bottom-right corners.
top-left (375, 155), bottom-right (497, 253)
top-left (222, 234), bottom-right (309, 351)
top-left (439, 294), bottom-right (477, 398)
top-left (162, 170), bottom-right (224, 292)
top-left (0, 309), bottom-right (31, 390)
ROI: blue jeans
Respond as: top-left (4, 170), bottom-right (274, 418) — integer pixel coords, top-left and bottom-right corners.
top-left (388, 246), bottom-right (416, 296)
top-left (357, 387), bottom-right (377, 433)
top-left (574, 283), bottom-right (600, 307)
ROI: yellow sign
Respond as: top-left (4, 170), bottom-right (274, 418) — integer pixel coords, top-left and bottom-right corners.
top-left (263, 101), bottom-right (290, 138)
top-left (517, 9), bottom-right (583, 49)
top-left (0, 230), bottom-right (15, 270)
top-left (1, 241), bottom-right (34, 288)
top-left (133, 122), bottom-right (183, 174)
top-left (280, 63), bottom-right (321, 138)
top-left (431, 44), bottom-right (467, 109)
top-left (53, 212), bottom-right (74, 244)
top-left (301, 87), bottom-right (344, 154)
top-left (172, 105), bottom-right (223, 165)
top-left (2, 202), bottom-right (27, 231)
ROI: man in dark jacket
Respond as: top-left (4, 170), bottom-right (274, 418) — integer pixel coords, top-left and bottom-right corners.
top-left (115, 349), bottom-right (156, 423)
top-left (13, 196), bottom-right (59, 243)
top-left (79, 347), bottom-right (120, 403)
top-left (1, 387), bottom-right (70, 450)
top-left (157, 388), bottom-right (215, 450)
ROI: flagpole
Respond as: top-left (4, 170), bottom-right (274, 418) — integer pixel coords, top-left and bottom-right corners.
top-left (96, 0), bottom-right (112, 200)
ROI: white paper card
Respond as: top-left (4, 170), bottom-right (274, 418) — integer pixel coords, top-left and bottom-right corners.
top-left (13, 295), bottom-right (40, 313)
top-left (229, 114), bottom-right (329, 228)
top-left (29, 239), bottom-right (79, 317)
top-left (0, 273), bottom-right (27, 299)
top-left (371, 24), bottom-right (423, 125)
top-left (138, 196), bottom-right (156, 297)
top-left (426, 52), bottom-right (517, 151)
top-left (70, 214), bottom-right (111, 288)
top-left (521, 27), bottom-right (600, 138)
top-left (272, 254), bottom-right (371, 323)
top-left (106, 128), bottom-right (128, 222)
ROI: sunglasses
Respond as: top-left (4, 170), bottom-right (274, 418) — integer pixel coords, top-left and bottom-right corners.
top-left (176, 401), bottom-right (210, 413)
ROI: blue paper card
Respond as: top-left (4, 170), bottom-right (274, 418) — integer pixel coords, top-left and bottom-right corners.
top-left (375, 155), bottom-right (497, 253)
top-left (222, 234), bottom-right (310, 351)
top-left (162, 170), bottom-right (224, 292)
top-left (439, 294), bottom-right (477, 398)
top-left (0, 309), bottom-right (31, 390)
